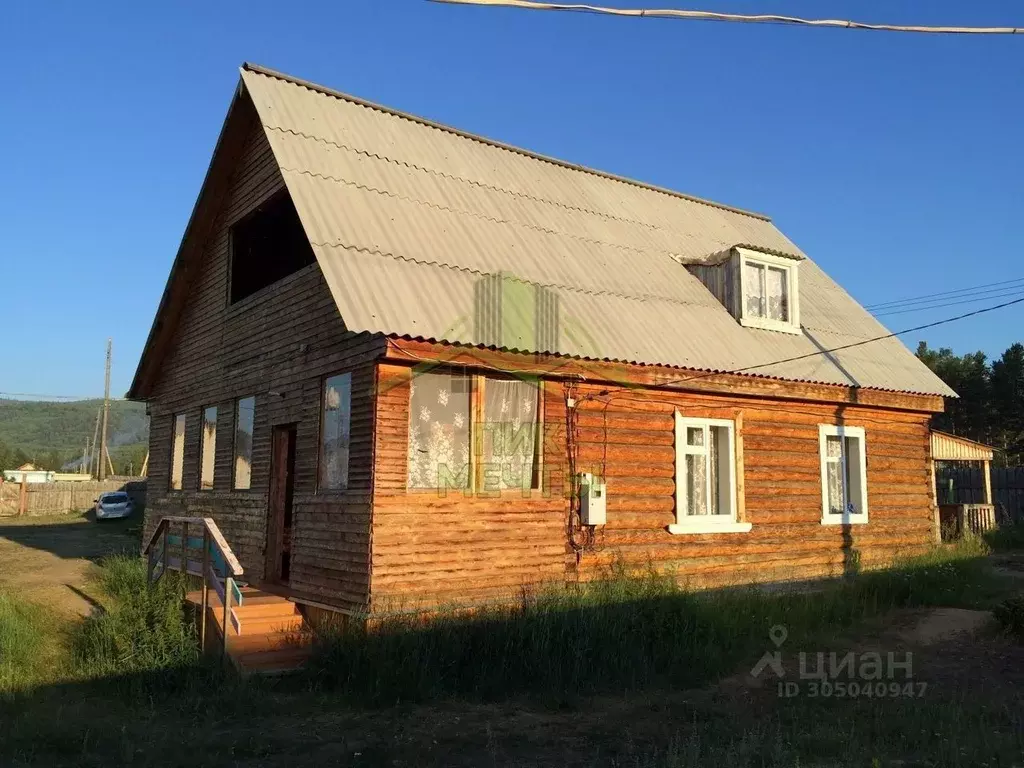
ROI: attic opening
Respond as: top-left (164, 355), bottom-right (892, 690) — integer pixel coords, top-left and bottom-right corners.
top-left (229, 190), bottom-right (316, 304)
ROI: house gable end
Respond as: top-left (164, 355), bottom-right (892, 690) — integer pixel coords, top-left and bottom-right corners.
top-left (129, 84), bottom-right (342, 401)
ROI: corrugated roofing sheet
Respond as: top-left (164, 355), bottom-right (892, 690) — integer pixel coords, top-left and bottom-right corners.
top-left (239, 64), bottom-right (954, 398)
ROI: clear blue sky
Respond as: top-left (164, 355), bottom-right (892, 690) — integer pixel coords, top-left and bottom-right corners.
top-left (2, 0), bottom-right (1021, 400)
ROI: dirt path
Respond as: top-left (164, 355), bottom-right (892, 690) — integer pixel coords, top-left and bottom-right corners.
top-left (0, 513), bottom-right (139, 616)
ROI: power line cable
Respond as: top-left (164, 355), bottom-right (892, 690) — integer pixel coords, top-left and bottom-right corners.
top-left (872, 289), bottom-right (1024, 318)
top-left (865, 276), bottom-right (1024, 311)
top-left (589, 294), bottom-right (1024, 396)
top-left (431, 0), bottom-right (1024, 35)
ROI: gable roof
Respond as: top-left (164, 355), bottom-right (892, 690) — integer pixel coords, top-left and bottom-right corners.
top-left (130, 63), bottom-right (954, 399)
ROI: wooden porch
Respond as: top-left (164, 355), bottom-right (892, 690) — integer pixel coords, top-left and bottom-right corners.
top-left (931, 431), bottom-right (998, 542)
top-left (145, 516), bottom-right (314, 675)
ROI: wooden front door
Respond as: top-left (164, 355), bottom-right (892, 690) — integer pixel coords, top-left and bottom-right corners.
top-left (265, 424), bottom-right (297, 584)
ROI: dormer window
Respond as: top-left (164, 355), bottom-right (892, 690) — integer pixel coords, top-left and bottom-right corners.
top-left (738, 251), bottom-right (799, 333)
top-left (688, 247), bottom-right (801, 335)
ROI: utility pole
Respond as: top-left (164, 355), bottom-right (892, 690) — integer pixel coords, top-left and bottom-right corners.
top-left (99, 338), bottom-right (112, 481)
top-left (82, 436), bottom-right (90, 475)
top-left (90, 406), bottom-right (101, 479)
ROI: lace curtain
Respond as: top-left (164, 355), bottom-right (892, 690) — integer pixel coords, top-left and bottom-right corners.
top-left (407, 372), bottom-right (470, 489)
top-left (482, 379), bottom-right (539, 491)
top-left (684, 426), bottom-right (721, 516)
top-left (743, 261), bottom-right (788, 322)
top-left (825, 435), bottom-right (845, 514)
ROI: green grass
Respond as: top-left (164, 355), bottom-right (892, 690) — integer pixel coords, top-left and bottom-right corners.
top-left (0, 591), bottom-right (59, 695)
top-left (308, 541), bottom-right (1006, 704)
top-left (69, 556), bottom-right (209, 687)
top-left (984, 521), bottom-right (1024, 552)
top-left (0, 540), bottom-right (1021, 766)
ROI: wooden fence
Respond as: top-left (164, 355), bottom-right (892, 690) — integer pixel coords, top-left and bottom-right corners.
top-left (0, 479), bottom-right (146, 517)
top-left (935, 464), bottom-right (1024, 525)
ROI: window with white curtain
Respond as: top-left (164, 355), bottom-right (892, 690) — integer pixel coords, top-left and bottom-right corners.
top-left (818, 425), bottom-right (868, 525)
top-left (408, 371), bottom-right (471, 490)
top-left (670, 413), bottom-right (749, 534)
top-left (481, 377), bottom-right (540, 492)
top-left (737, 250), bottom-right (799, 334)
top-left (407, 371), bottom-right (541, 493)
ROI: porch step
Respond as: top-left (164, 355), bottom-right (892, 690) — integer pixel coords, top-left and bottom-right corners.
top-left (185, 586), bottom-right (313, 675)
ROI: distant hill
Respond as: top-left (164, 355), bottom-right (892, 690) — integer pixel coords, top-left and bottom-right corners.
top-left (0, 399), bottom-right (149, 473)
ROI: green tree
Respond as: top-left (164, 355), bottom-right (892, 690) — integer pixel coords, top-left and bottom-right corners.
top-left (991, 343), bottom-right (1024, 464)
top-left (916, 342), bottom-right (990, 443)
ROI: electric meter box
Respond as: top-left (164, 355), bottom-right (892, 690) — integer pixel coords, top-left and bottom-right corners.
top-left (579, 472), bottom-right (607, 526)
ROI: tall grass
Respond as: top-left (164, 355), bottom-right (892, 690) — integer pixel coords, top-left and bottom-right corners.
top-left (0, 591), bottom-right (57, 695)
top-left (309, 542), bottom-right (1001, 704)
top-left (70, 555), bottom-right (203, 683)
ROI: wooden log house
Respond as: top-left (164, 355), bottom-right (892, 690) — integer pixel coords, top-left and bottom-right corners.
top-left (130, 63), bottom-right (955, 618)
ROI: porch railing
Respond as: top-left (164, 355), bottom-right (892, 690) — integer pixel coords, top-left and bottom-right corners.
top-left (143, 516), bottom-right (245, 656)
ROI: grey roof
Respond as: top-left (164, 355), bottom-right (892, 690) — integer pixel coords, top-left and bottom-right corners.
top-left (238, 63), bottom-right (952, 398)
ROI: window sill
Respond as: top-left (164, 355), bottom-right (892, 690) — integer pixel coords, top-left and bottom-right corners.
top-left (820, 515), bottom-right (868, 526)
top-left (668, 521), bottom-right (752, 535)
top-left (738, 315), bottom-right (802, 335)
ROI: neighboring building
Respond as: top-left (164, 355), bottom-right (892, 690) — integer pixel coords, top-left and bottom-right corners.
top-left (3, 463), bottom-right (53, 484)
top-left (129, 64), bottom-right (954, 618)
top-left (52, 473), bottom-right (96, 483)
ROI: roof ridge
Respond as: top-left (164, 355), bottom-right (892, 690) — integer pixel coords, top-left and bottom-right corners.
top-left (241, 61), bottom-right (773, 223)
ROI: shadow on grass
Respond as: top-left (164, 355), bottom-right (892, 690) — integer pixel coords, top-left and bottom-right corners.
top-left (1, 544), bottom-right (1020, 766)
top-left (0, 514), bottom-right (140, 563)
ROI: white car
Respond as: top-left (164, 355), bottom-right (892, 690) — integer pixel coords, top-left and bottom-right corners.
top-left (94, 492), bottom-right (134, 521)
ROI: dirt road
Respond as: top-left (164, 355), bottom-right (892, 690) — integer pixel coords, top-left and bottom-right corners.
top-left (0, 513), bottom-right (139, 616)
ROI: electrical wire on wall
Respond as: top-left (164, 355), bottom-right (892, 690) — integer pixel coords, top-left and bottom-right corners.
top-left (564, 379), bottom-right (593, 560)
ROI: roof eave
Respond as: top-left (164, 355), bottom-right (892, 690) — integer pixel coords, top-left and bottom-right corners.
top-left (127, 77), bottom-right (250, 400)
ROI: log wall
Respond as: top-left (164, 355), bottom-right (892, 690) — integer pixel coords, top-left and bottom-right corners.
top-left (141, 104), bottom-right (385, 614)
top-left (371, 362), bottom-right (936, 611)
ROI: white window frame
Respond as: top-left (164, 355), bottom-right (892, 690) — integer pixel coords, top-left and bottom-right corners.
top-left (734, 248), bottom-right (800, 335)
top-left (670, 413), bottom-right (750, 535)
top-left (818, 424), bottom-right (869, 526)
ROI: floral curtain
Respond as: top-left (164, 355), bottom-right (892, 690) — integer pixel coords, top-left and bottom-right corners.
top-left (482, 378), bottom-right (539, 491)
top-left (407, 372), bottom-right (470, 489)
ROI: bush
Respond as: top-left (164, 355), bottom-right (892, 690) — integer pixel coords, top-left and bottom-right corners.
top-left (993, 594), bottom-right (1024, 640)
top-left (70, 556), bottom-right (202, 681)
